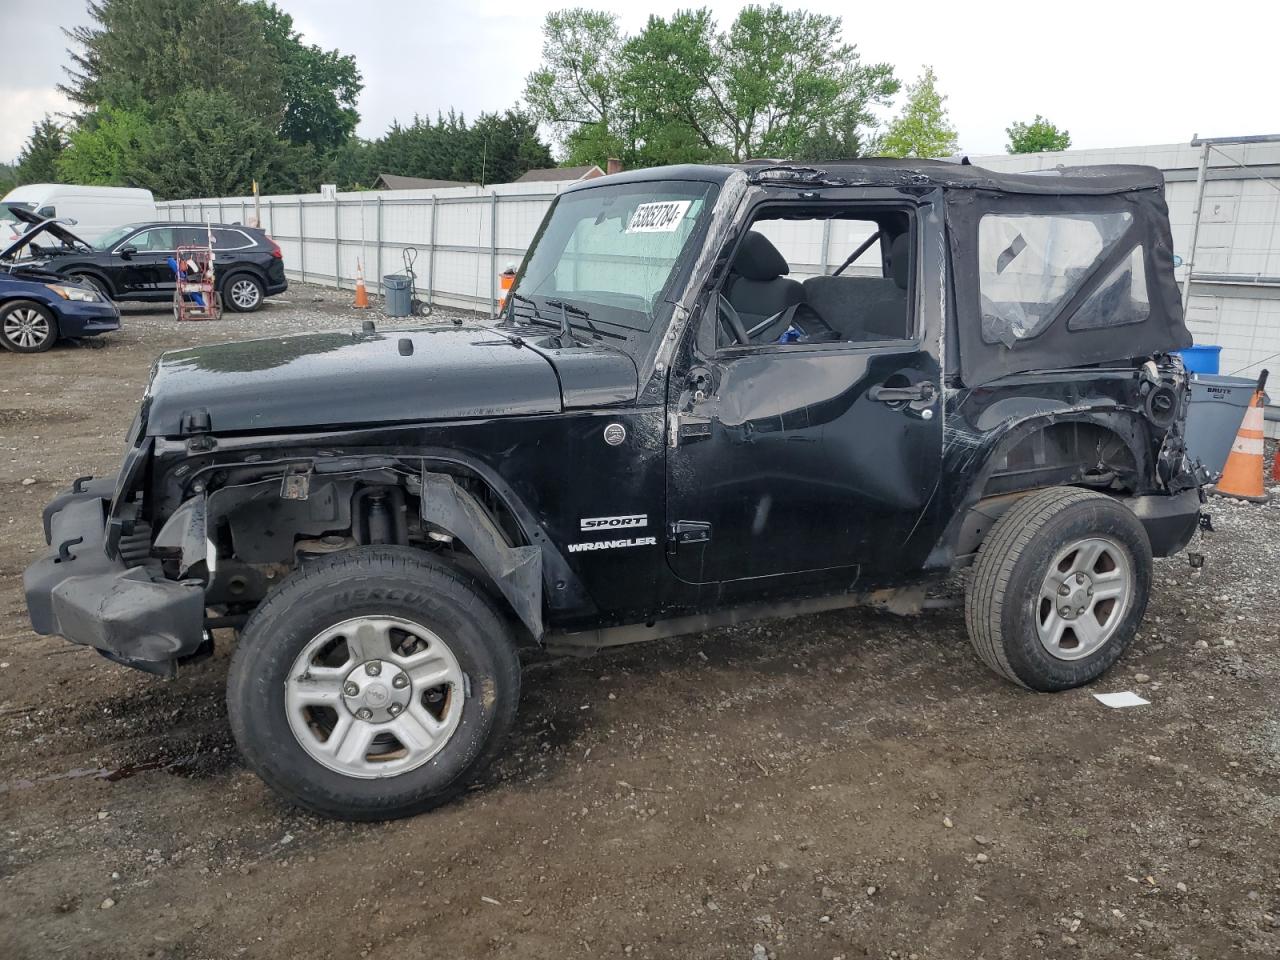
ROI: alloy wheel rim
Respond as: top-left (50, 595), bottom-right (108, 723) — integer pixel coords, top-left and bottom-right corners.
top-left (284, 616), bottom-right (465, 779)
top-left (1035, 536), bottom-right (1132, 661)
top-left (3, 308), bottom-right (50, 348)
top-left (230, 279), bottom-right (261, 309)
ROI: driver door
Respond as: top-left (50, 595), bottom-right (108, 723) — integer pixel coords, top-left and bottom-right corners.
top-left (114, 227), bottom-right (174, 296)
top-left (665, 199), bottom-right (945, 592)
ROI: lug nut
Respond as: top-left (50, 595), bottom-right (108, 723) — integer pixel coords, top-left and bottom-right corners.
top-left (365, 661), bottom-right (382, 677)
top-left (1060, 607), bottom-right (1071, 617)
top-left (1077, 607), bottom-right (1086, 616)
top-left (356, 707), bottom-right (373, 720)
top-left (1058, 584), bottom-right (1069, 596)
top-left (388, 703), bottom-right (402, 716)
top-left (1086, 587), bottom-right (1094, 597)
top-left (1076, 574), bottom-right (1085, 584)
top-left (392, 674), bottom-right (409, 689)
top-left (344, 682), bottom-right (359, 696)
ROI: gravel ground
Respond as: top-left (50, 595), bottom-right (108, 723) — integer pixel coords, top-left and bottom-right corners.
top-left (2, 282), bottom-right (1279, 960)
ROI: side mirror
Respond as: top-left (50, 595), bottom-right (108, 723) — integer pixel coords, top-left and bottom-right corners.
top-left (118, 245), bottom-right (136, 259)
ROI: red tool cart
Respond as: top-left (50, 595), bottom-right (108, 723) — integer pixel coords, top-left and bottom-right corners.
top-left (172, 242), bottom-right (222, 321)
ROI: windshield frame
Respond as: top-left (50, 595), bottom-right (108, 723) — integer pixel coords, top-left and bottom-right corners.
top-left (505, 178), bottom-right (722, 351)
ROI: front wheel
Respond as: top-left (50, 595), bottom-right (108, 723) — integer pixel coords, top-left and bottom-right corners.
top-left (226, 547), bottom-right (521, 820)
top-left (0, 299), bottom-right (58, 353)
top-left (965, 487), bottom-right (1152, 691)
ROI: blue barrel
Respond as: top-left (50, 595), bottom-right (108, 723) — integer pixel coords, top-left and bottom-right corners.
top-left (382, 274), bottom-right (413, 317)
top-left (1178, 345), bottom-right (1222, 374)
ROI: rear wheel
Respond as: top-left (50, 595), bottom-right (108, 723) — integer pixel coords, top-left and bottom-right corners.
top-left (965, 487), bottom-right (1151, 691)
top-left (226, 547), bottom-right (521, 820)
top-left (0, 300), bottom-right (58, 353)
top-left (223, 273), bottom-right (264, 312)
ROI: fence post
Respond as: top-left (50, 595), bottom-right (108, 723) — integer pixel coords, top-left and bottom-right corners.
top-left (820, 218), bottom-right (831, 275)
top-left (428, 195), bottom-right (438, 310)
top-left (375, 196), bottom-right (383, 294)
top-left (333, 196), bottom-right (341, 290)
top-left (489, 192), bottom-right (499, 313)
top-left (266, 199), bottom-right (274, 234)
top-left (298, 199), bottom-right (306, 285)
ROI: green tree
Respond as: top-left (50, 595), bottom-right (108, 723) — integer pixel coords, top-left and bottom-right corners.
top-left (1006, 115), bottom-right (1071, 154)
top-left (879, 66), bottom-right (959, 159)
top-left (61, 0), bottom-right (283, 121)
top-left (525, 5), bottom-right (897, 168)
top-left (57, 106), bottom-right (152, 185)
top-left (252, 2), bottom-right (363, 151)
top-left (55, 0), bottom-right (362, 197)
top-left (523, 9), bottom-right (631, 167)
top-left (15, 117), bottom-right (68, 184)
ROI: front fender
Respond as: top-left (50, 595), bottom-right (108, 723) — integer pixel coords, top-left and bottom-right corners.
top-left (419, 472), bottom-right (543, 640)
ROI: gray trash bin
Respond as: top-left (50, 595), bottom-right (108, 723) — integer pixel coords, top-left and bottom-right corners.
top-left (382, 274), bottom-right (413, 317)
top-left (1184, 374), bottom-right (1266, 478)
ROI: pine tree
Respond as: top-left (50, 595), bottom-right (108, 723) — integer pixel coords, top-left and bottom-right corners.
top-left (15, 117), bottom-right (67, 184)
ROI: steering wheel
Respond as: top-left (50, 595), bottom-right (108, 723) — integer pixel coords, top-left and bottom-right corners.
top-left (717, 293), bottom-right (751, 345)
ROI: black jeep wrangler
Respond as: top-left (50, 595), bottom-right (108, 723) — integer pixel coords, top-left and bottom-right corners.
top-left (24, 159), bottom-right (1204, 820)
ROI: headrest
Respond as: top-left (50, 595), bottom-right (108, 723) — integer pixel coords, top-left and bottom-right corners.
top-left (889, 233), bottom-right (910, 290)
top-left (734, 231), bottom-right (790, 281)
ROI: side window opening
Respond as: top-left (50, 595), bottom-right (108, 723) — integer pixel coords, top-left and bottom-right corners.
top-left (978, 211), bottom-right (1133, 346)
top-left (716, 208), bottom-right (914, 349)
top-left (1068, 246), bottom-right (1150, 331)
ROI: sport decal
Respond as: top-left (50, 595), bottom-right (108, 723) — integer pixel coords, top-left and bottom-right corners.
top-left (580, 514), bottom-right (648, 532)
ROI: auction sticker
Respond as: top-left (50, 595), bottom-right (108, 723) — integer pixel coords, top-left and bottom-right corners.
top-left (626, 200), bottom-right (692, 233)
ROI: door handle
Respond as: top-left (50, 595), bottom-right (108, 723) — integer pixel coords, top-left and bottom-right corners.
top-left (868, 381), bottom-right (936, 403)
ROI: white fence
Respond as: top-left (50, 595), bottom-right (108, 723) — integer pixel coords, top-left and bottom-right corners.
top-left (156, 182), bottom-right (563, 314)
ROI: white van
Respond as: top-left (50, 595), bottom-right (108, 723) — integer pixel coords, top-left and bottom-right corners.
top-left (0, 184), bottom-right (157, 243)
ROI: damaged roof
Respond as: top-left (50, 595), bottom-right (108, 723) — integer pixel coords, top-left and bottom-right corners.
top-left (578, 158), bottom-right (1166, 197)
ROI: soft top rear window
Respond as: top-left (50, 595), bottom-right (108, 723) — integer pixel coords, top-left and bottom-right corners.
top-left (978, 211), bottom-right (1133, 347)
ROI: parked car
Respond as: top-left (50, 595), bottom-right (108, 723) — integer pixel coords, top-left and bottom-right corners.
top-left (0, 221), bottom-right (120, 352)
top-left (23, 159), bottom-right (1206, 820)
top-left (0, 184), bottom-right (157, 244)
top-left (0, 205), bottom-right (287, 313)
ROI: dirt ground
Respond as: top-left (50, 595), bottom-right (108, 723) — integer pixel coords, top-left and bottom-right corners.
top-left (1, 283), bottom-right (1278, 960)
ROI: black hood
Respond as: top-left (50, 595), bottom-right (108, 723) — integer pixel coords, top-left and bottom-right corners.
top-left (145, 325), bottom-right (569, 437)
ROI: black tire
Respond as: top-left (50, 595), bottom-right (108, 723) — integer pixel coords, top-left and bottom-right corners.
top-left (0, 299), bottom-right (59, 353)
top-left (964, 487), bottom-right (1152, 692)
top-left (222, 272), bottom-right (265, 312)
top-left (226, 546), bottom-right (521, 820)
top-left (67, 272), bottom-right (113, 300)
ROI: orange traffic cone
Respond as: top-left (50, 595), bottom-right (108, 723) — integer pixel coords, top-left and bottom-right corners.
top-left (1213, 370), bottom-right (1270, 503)
top-left (353, 259), bottom-right (370, 310)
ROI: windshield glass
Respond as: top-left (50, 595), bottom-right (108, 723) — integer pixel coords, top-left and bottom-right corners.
top-left (96, 224), bottom-right (141, 251)
top-left (513, 180), bottom-right (718, 335)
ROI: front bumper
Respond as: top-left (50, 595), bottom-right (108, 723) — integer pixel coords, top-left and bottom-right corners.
top-left (54, 298), bottom-right (121, 337)
top-left (1126, 488), bottom-right (1203, 557)
top-left (23, 478), bottom-right (205, 677)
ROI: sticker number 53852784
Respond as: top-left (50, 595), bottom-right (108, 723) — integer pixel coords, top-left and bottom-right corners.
top-left (626, 200), bottom-right (693, 234)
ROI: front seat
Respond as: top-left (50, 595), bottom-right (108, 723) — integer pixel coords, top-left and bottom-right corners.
top-left (725, 231), bottom-right (804, 341)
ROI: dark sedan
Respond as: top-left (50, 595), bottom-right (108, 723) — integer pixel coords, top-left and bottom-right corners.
top-left (2, 206), bottom-right (287, 313)
top-left (0, 266), bottom-right (120, 353)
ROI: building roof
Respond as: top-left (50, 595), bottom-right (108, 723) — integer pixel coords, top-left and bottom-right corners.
top-left (372, 173), bottom-right (476, 190)
top-left (514, 165), bottom-right (605, 184)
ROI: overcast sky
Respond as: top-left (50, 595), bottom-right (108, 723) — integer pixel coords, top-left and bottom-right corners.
top-left (2, 0), bottom-right (1276, 165)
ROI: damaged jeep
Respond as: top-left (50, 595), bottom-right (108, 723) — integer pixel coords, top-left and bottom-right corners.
top-left (24, 159), bottom-right (1205, 820)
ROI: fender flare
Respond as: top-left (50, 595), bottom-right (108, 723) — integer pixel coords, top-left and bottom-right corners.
top-left (419, 472), bottom-right (544, 640)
